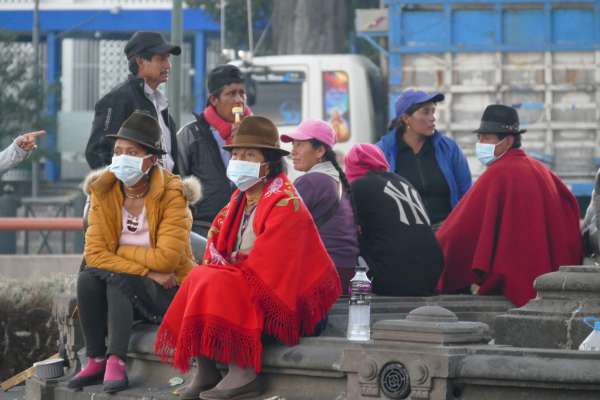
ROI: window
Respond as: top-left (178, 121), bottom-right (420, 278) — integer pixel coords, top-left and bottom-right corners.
top-left (249, 71), bottom-right (304, 126)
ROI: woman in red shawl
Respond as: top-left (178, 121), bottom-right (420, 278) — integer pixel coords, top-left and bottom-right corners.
top-left (156, 116), bottom-right (341, 400)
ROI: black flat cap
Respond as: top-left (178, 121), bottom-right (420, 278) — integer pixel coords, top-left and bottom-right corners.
top-left (124, 31), bottom-right (181, 59)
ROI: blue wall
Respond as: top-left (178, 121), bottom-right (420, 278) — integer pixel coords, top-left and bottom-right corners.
top-left (386, 0), bottom-right (599, 53)
top-left (0, 9), bottom-right (219, 33)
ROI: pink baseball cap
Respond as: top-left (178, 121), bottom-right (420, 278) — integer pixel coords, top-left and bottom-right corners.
top-left (280, 119), bottom-right (336, 147)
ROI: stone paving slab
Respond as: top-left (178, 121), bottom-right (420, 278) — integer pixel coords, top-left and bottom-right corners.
top-left (0, 386), bottom-right (24, 400)
top-left (53, 384), bottom-right (286, 400)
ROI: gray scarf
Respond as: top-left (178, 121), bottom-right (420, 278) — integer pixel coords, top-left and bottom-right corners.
top-left (308, 161), bottom-right (340, 183)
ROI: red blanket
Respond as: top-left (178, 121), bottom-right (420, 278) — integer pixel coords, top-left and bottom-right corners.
top-left (155, 173), bottom-right (341, 372)
top-left (436, 149), bottom-right (582, 306)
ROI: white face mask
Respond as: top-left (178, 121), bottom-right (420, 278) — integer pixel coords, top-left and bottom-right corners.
top-left (475, 138), bottom-right (506, 166)
top-left (226, 159), bottom-right (265, 191)
top-left (109, 154), bottom-right (152, 187)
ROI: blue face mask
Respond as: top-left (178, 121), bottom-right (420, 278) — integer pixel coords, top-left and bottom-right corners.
top-left (475, 139), bottom-right (505, 166)
top-left (226, 159), bottom-right (265, 192)
top-left (109, 154), bottom-right (152, 187)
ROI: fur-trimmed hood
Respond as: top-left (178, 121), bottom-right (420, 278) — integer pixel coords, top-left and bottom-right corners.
top-left (81, 167), bottom-right (202, 205)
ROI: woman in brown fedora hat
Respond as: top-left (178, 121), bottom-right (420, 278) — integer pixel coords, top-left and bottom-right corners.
top-left (156, 116), bottom-right (341, 400)
top-left (69, 111), bottom-right (201, 393)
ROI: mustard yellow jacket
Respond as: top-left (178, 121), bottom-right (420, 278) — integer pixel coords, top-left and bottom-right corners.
top-left (82, 167), bottom-right (202, 283)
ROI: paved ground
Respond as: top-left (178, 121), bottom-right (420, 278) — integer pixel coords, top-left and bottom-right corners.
top-left (0, 386), bottom-right (24, 400)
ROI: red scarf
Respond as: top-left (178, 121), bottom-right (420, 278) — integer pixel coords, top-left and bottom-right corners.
top-left (203, 105), bottom-right (252, 144)
top-left (436, 149), bottom-right (582, 306)
top-left (155, 173), bottom-right (341, 372)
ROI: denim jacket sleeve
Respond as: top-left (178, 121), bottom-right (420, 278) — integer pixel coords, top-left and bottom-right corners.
top-left (451, 141), bottom-right (472, 201)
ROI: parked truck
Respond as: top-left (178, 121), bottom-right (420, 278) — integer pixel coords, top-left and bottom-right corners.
top-left (238, 1), bottom-right (598, 211)
top-left (234, 54), bottom-right (387, 155)
top-left (359, 0), bottom-right (600, 209)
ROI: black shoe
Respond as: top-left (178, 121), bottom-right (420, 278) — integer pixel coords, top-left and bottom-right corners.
top-left (66, 371), bottom-right (104, 390)
top-left (103, 376), bottom-right (129, 394)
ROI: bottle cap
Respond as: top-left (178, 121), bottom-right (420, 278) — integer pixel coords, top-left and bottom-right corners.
top-left (357, 256), bottom-right (369, 271)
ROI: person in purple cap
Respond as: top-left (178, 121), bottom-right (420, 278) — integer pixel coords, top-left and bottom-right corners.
top-left (377, 90), bottom-right (471, 226)
top-left (281, 120), bottom-right (359, 294)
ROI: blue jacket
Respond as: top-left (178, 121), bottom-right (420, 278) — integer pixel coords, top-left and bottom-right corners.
top-left (376, 130), bottom-right (472, 207)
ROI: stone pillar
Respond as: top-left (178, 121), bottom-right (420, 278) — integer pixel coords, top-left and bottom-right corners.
top-left (27, 295), bottom-right (82, 400)
top-left (341, 305), bottom-right (490, 400)
top-left (52, 294), bottom-right (83, 372)
top-left (495, 265), bottom-right (600, 349)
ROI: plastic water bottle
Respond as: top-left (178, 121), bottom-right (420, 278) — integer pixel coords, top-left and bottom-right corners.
top-left (579, 317), bottom-right (600, 351)
top-left (347, 257), bottom-right (372, 341)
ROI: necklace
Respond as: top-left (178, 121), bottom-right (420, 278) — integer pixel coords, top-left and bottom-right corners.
top-left (124, 185), bottom-right (149, 199)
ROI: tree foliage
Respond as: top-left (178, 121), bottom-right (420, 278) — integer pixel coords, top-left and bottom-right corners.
top-left (0, 30), bottom-right (56, 161)
top-left (185, 0), bottom-right (383, 65)
top-left (184, 0), bottom-right (273, 54)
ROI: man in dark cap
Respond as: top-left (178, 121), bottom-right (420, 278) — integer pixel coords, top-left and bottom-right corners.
top-left (85, 31), bottom-right (181, 172)
top-left (176, 64), bottom-right (250, 236)
top-left (436, 104), bottom-right (582, 307)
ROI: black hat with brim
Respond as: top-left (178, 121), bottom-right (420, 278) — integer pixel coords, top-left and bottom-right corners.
top-left (473, 104), bottom-right (527, 135)
top-left (106, 111), bottom-right (167, 155)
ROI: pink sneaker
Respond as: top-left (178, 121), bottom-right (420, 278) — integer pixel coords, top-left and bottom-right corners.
top-left (66, 357), bottom-right (106, 389)
top-left (103, 355), bottom-right (128, 393)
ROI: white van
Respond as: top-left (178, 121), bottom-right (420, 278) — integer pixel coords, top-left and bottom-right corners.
top-left (233, 54), bottom-right (386, 154)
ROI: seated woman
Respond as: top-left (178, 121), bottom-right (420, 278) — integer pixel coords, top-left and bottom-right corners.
top-left (280, 119), bottom-right (359, 293)
top-left (344, 144), bottom-right (443, 296)
top-left (155, 116), bottom-right (341, 400)
top-left (68, 111), bottom-right (201, 393)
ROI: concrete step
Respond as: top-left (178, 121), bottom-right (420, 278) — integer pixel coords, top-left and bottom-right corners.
top-left (35, 328), bottom-right (352, 400)
top-left (26, 294), bottom-right (513, 400)
top-left (325, 294), bottom-right (512, 336)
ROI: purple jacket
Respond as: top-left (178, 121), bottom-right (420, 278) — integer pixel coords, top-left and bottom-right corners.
top-left (294, 170), bottom-right (359, 271)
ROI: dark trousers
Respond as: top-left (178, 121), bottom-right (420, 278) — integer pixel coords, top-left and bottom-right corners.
top-left (191, 222), bottom-right (210, 238)
top-left (77, 269), bottom-right (173, 360)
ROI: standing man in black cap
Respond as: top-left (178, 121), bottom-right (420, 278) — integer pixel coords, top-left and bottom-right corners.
top-left (176, 64), bottom-right (250, 237)
top-left (85, 31), bottom-right (181, 173)
top-left (435, 104), bottom-right (582, 307)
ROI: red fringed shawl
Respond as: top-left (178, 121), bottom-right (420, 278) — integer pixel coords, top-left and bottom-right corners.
top-left (155, 173), bottom-right (341, 372)
top-left (436, 149), bottom-right (582, 307)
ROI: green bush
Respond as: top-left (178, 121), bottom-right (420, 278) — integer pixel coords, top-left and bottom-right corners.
top-left (0, 274), bottom-right (75, 381)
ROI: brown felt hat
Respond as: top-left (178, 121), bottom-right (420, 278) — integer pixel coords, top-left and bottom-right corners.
top-left (222, 116), bottom-right (289, 156)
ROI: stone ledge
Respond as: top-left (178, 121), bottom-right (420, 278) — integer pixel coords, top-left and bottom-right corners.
top-left (0, 254), bottom-right (82, 279)
top-left (495, 266), bottom-right (600, 349)
top-left (326, 295), bottom-right (512, 337)
top-left (49, 328), bottom-right (355, 400)
top-left (128, 324), bottom-right (355, 375)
